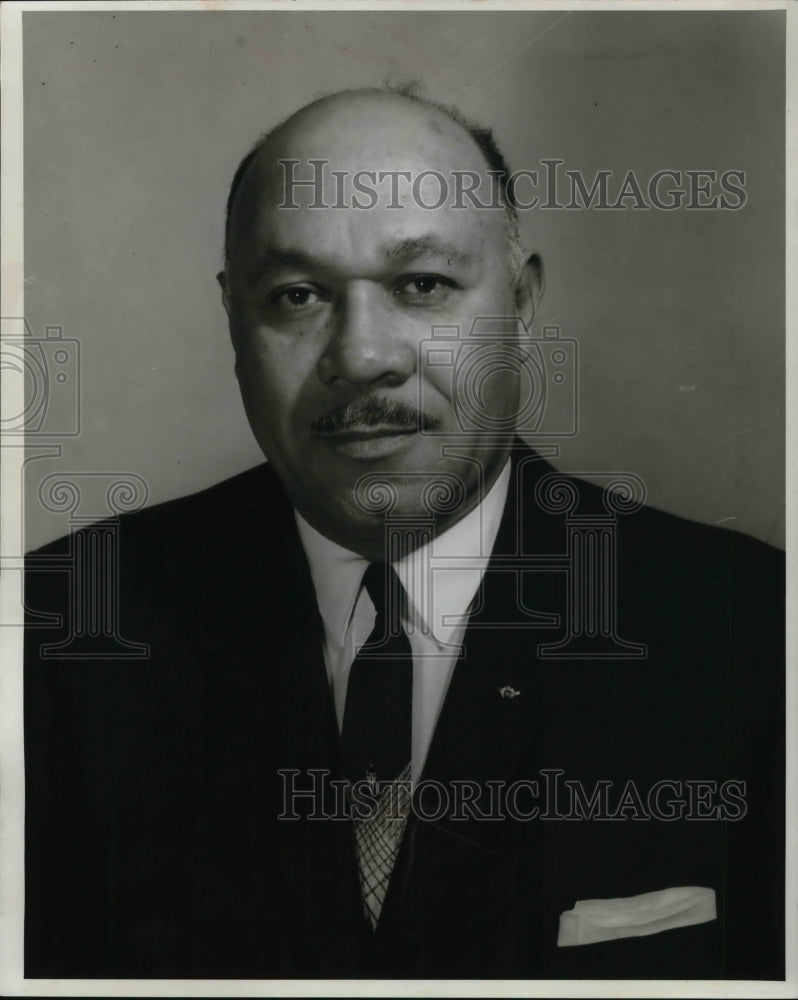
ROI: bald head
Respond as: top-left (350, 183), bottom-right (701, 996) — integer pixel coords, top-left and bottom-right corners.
top-left (223, 87), bottom-right (524, 276)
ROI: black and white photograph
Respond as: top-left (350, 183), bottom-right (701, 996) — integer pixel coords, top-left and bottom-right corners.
top-left (0, 1), bottom-right (793, 994)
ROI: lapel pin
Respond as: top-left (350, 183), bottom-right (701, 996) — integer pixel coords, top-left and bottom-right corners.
top-left (498, 685), bottom-right (520, 699)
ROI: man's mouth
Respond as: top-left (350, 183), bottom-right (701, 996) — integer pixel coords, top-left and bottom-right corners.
top-left (314, 424), bottom-right (419, 460)
top-left (309, 395), bottom-right (438, 459)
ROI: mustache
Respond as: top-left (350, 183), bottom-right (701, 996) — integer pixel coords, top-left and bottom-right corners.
top-left (311, 396), bottom-right (439, 434)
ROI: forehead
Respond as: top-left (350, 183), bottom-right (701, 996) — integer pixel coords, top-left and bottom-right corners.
top-left (227, 97), bottom-right (509, 276)
top-left (255, 93), bottom-right (492, 192)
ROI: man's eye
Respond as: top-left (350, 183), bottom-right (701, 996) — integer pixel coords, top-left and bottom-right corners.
top-left (397, 275), bottom-right (455, 302)
top-left (269, 285), bottom-right (326, 312)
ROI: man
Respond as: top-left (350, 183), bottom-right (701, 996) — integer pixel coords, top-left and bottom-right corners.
top-left (24, 88), bottom-right (784, 980)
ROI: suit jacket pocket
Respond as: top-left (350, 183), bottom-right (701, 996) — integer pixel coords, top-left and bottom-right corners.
top-left (557, 886), bottom-right (716, 947)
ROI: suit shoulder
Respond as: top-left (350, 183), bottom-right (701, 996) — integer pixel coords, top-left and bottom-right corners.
top-left (124, 461), bottom-right (292, 539)
top-left (619, 498), bottom-right (784, 586)
top-left (515, 453), bottom-right (783, 578)
top-left (27, 462), bottom-right (292, 558)
top-left (24, 462), bottom-right (303, 641)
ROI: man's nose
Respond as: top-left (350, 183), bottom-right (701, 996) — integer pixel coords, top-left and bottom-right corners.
top-left (317, 284), bottom-right (416, 388)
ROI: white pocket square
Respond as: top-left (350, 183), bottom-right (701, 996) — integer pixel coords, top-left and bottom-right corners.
top-left (557, 886), bottom-right (716, 947)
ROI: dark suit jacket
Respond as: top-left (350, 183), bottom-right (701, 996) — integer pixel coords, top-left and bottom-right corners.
top-left (24, 445), bottom-right (785, 979)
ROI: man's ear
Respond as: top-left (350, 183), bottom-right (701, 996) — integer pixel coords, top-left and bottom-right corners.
top-left (216, 270), bottom-right (231, 317)
top-left (515, 252), bottom-right (544, 330)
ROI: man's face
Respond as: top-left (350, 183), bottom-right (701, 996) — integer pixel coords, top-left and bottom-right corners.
top-left (222, 94), bottom-right (539, 557)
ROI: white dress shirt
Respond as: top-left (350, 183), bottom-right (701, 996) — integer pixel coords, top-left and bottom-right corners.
top-left (295, 460), bottom-right (511, 783)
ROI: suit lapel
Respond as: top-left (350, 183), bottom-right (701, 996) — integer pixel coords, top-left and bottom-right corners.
top-left (272, 528), bottom-right (373, 972)
top-left (374, 445), bottom-right (558, 957)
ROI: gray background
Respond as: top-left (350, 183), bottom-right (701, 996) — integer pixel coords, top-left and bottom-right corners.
top-left (22, 9), bottom-right (785, 550)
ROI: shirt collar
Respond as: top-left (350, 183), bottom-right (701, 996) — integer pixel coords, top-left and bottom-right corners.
top-left (295, 460), bottom-right (511, 649)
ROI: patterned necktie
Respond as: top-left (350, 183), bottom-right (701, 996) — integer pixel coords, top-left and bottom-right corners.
top-left (341, 562), bottom-right (413, 928)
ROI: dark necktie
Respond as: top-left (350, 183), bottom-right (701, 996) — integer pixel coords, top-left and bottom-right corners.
top-left (342, 561), bottom-right (413, 787)
top-left (341, 562), bottom-right (413, 927)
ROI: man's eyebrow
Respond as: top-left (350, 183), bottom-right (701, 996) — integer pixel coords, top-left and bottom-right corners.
top-left (247, 236), bottom-right (477, 286)
top-left (248, 246), bottom-right (332, 284)
top-left (383, 236), bottom-right (477, 267)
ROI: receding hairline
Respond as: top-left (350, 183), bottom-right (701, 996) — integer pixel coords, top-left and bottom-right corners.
top-left (265, 87), bottom-right (476, 150)
top-left (223, 85), bottom-right (526, 277)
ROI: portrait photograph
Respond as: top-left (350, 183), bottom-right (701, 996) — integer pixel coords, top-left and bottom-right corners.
top-left (0, 1), bottom-right (793, 996)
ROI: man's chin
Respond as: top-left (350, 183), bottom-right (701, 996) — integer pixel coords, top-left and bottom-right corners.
top-left (288, 432), bottom-right (490, 542)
